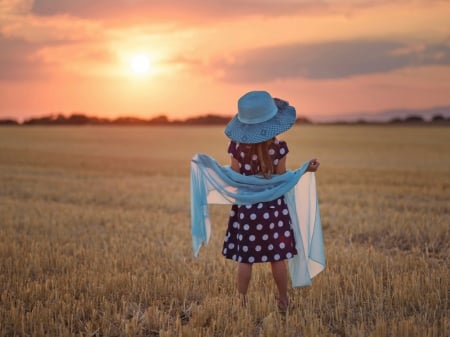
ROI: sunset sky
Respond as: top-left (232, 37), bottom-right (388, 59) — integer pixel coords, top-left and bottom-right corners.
top-left (1, 0), bottom-right (450, 122)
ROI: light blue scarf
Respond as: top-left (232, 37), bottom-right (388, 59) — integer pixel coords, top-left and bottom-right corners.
top-left (190, 153), bottom-right (325, 287)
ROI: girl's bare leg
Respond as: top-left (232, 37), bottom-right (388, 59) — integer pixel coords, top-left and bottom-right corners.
top-left (270, 261), bottom-right (289, 312)
top-left (237, 263), bottom-right (252, 306)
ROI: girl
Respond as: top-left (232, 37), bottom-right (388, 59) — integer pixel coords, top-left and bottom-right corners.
top-left (223, 90), bottom-right (320, 312)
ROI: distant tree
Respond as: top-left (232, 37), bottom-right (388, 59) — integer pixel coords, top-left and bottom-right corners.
top-left (0, 118), bottom-right (19, 125)
top-left (295, 117), bottom-right (312, 124)
top-left (67, 113), bottom-right (90, 125)
top-left (89, 116), bottom-right (111, 125)
top-left (23, 115), bottom-right (54, 125)
top-left (148, 115), bottom-right (170, 125)
top-left (112, 117), bottom-right (147, 125)
top-left (54, 114), bottom-right (68, 124)
top-left (23, 113), bottom-right (92, 125)
top-left (389, 117), bottom-right (404, 124)
top-left (431, 114), bottom-right (445, 122)
top-left (355, 119), bottom-right (369, 124)
top-left (183, 114), bottom-right (230, 125)
top-left (404, 115), bottom-right (424, 123)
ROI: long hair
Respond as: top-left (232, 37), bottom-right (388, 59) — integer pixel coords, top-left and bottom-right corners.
top-left (248, 138), bottom-right (274, 178)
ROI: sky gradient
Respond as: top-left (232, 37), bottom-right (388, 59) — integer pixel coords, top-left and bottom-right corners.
top-left (1, 0), bottom-right (450, 121)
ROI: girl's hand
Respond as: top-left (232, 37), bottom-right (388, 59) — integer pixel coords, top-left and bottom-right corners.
top-left (307, 158), bottom-right (320, 172)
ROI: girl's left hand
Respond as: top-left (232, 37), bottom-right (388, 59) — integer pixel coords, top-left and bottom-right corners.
top-left (307, 158), bottom-right (320, 172)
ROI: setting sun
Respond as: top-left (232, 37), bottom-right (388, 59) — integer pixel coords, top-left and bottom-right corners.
top-left (129, 53), bottom-right (151, 76)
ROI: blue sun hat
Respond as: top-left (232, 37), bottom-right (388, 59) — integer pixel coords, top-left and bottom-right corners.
top-left (225, 90), bottom-right (296, 144)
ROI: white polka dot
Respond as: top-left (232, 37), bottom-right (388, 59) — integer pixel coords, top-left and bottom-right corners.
top-left (255, 245), bottom-right (262, 252)
top-left (224, 236), bottom-right (229, 242)
top-left (280, 148), bottom-right (286, 155)
top-left (269, 222), bottom-right (275, 229)
top-left (245, 204), bottom-right (252, 209)
top-left (243, 224), bottom-right (250, 231)
top-left (284, 230), bottom-right (291, 237)
top-left (279, 242), bottom-right (285, 249)
top-left (278, 220), bottom-right (284, 227)
top-left (262, 234), bottom-right (269, 241)
top-left (230, 210), bottom-right (235, 217)
top-left (261, 256), bottom-right (268, 262)
top-left (277, 199), bottom-right (282, 205)
top-left (228, 243), bottom-right (235, 249)
top-left (263, 212), bottom-right (269, 219)
top-left (257, 203), bottom-right (263, 209)
top-left (242, 246), bottom-right (249, 252)
top-left (282, 209), bottom-right (289, 215)
top-left (268, 149), bottom-right (275, 155)
top-left (274, 232), bottom-right (279, 239)
top-left (232, 254), bottom-right (237, 260)
top-left (233, 222), bottom-right (239, 228)
top-left (286, 252), bottom-right (292, 258)
top-left (274, 254), bottom-right (281, 260)
top-left (239, 213), bottom-right (244, 220)
top-left (223, 248), bottom-right (227, 254)
top-left (244, 164), bottom-right (251, 171)
top-left (238, 256), bottom-right (242, 262)
top-left (249, 235), bottom-right (256, 241)
top-left (273, 159), bottom-right (279, 165)
top-left (240, 151), bottom-right (245, 158)
top-left (250, 213), bottom-right (257, 220)
top-left (238, 234), bottom-right (243, 241)
top-left (252, 154), bottom-right (258, 161)
top-left (274, 210), bottom-right (279, 217)
top-left (274, 139), bottom-right (280, 144)
top-left (238, 163), bottom-right (242, 168)
top-left (256, 224), bottom-right (263, 231)
top-left (268, 244), bottom-right (274, 251)
top-left (248, 256), bottom-right (255, 263)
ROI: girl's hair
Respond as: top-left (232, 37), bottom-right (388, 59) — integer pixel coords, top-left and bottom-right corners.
top-left (248, 138), bottom-right (275, 178)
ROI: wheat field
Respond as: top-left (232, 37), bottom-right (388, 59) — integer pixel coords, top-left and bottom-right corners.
top-left (0, 125), bottom-right (448, 337)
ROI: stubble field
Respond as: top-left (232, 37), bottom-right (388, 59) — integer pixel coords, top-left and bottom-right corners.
top-left (0, 125), bottom-right (449, 337)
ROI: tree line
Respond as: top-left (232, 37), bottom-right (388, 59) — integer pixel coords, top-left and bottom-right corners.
top-left (0, 112), bottom-right (448, 126)
top-left (0, 113), bottom-right (312, 126)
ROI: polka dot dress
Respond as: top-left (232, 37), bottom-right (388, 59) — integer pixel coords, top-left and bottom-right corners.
top-left (222, 139), bottom-right (297, 264)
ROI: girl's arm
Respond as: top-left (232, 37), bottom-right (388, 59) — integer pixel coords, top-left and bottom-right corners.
top-left (231, 157), bottom-right (240, 173)
top-left (275, 156), bottom-right (320, 174)
top-left (275, 156), bottom-right (287, 174)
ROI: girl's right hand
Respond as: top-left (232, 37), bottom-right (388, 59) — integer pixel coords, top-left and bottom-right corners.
top-left (307, 158), bottom-right (320, 172)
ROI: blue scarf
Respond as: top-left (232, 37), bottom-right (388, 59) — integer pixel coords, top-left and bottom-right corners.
top-left (190, 153), bottom-right (325, 287)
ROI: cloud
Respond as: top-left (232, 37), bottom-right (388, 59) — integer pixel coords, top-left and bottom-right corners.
top-left (30, 0), bottom-right (327, 20)
top-left (209, 39), bottom-right (450, 82)
top-left (0, 4), bottom-right (112, 81)
top-left (1, 10), bottom-right (105, 44)
top-left (29, 0), bottom-right (443, 23)
top-left (29, 0), bottom-right (399, 22)
top-left (0, 0), bottom-right (33, 16)
top-left (0, 32), bottom-right (113, 81)
top-left (0, 35), bottom-right (54, 81)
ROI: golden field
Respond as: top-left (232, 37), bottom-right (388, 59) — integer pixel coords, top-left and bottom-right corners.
top-left (0, 125), bottom-right (448, 337)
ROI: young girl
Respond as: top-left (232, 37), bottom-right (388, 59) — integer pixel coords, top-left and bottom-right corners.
top-left (222, 90), bottom-right (320, 312)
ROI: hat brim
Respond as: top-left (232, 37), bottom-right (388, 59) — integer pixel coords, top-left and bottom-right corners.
top-left (224, 104), bottom-right (296, 144)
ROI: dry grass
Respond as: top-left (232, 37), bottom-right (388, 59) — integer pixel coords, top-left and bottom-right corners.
top-left (0, 125), bottom-right (448, 337)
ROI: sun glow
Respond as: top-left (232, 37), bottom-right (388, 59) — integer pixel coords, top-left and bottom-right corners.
top-left (129, 53), bottom-right (152, 76)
